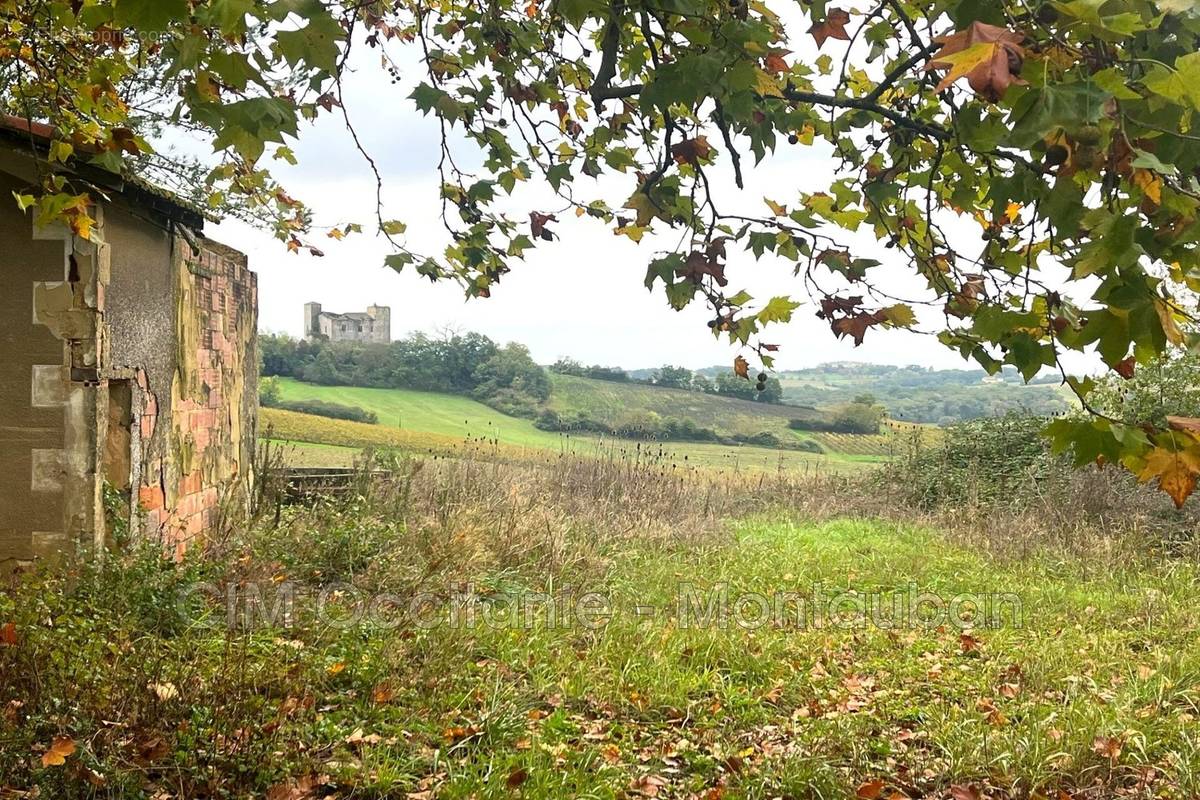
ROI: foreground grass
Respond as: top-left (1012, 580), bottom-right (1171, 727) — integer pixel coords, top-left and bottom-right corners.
top-left (2, 469), bottom-right (1198, 798)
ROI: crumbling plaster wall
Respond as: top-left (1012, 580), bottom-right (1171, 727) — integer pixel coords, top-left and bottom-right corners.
top-left (152, 237), bottom-right (257, 555)
top-left (0, 154), bottom-right (257, 567)
top-left (105, 206), bottom-right (258, 557)
top-left (0, 163), bottom-right (108, 568)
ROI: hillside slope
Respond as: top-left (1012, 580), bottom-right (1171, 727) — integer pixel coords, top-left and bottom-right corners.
top-left (268, 378), bottom-right (892, 468)
top-left (546, 373), bottom-right (823, 438)
top-left (272, 381), bottom-right (912, 465)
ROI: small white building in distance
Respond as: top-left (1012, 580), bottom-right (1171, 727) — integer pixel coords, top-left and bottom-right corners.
top-left (303, 302), bottom-right (391, 344)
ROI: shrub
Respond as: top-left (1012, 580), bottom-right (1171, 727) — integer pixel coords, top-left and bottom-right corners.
top-left (881, 413), bottom-right (1063, 509)
top-left (269, 399), bottom-right (379, 424)
top-left (1090, 351), bottom-right (1200, 427)
top-left (795, 438), bottom-right (825, 454)
top-left (790, 401), bottom-right (884, 435)
top-left (259, 376), bottom-right (282, 407)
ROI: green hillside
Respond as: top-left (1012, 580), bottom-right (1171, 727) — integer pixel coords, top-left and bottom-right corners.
top-left (546, 373), bottom-right (822, 437)
top-left (268, 377), bottom-right (889, 470)
top-left (762, 362), bottom-right (1071, 424)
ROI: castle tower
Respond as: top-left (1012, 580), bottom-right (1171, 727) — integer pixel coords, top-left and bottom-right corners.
top-left (366, 305), bottom-right (391, 344)
top-left (303, 302), bottom-right (322, 339)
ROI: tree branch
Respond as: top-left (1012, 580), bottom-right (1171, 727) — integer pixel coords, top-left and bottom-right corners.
top-left (861, 41), bottom-right (940, 104)
top-left (590, 0), bottom-right (629, 107)
top-left (779, 87), bottom-right (951, 140)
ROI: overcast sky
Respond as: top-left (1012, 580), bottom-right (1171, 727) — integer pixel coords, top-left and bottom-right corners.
top-left (204, 28), bottom-right (1076, 375)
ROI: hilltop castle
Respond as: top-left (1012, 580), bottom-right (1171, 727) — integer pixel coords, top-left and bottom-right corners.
top-left (303, 302), bottom-right (391, 344)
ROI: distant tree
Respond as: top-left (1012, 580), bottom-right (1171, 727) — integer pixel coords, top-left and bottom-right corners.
top-left (302, 349), bottom-right (342, 386)
top-left (473, 343), bottom-right (552, 404)
top-left (259, 376), bottom-right (282, 408)
top-left (1091, 352), bottom-right (1200, 428)
top-left (715, 371), bottom-right (756, 401)
top-left (692, 375), bottom-right (714, 395)
top-left (550, 358), bottom-right (586, 377)
top-left (832, 402), bottom-right (886, 435)
top-left (584, 366), bottom-right (630, 383)
top-left (654, 365), bottom-right (694, 390)
top-left (758, 378), bottom-right (784, 405)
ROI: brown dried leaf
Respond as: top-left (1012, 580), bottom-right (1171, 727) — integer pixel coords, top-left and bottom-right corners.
top-left (40, 736), bottom-right (76, 768)
top-left (809, 9), bottom-right (851, 48)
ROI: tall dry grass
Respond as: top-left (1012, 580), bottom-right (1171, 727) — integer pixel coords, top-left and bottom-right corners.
top-left (228, 439), bottom-right (1200, 608)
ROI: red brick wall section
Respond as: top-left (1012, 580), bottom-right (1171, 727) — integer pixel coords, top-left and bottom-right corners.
top-left (141, 241), bottom-right (256, 557)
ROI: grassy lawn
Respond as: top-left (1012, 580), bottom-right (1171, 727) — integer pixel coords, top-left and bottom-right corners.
top-left (267, 378), bottom-right (879, 472)
top-left (4, 459), bottom-right (1199, 799)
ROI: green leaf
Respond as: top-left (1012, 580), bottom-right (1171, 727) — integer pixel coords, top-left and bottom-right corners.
top-left (113, 0), bottom-right (189, 31)
top-left (1007, 82), bottom-right (1109, 148)
top-left (198, 0), bottom-right (255, 33)
top-left (1143, 52), bottom-right (1200, 109)
top-left (275, 10), bottom-right (343, 74)
top-left (12, 191), bottom-right (36, 213)
top-left (757, 296), bottom-right (801, 325)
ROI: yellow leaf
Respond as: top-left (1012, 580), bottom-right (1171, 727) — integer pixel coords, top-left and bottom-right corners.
top-left (880, 303), bottom-right (917, 328)
top-left (1133, 169), bottom-right (1162, 205)
top-left (1005, 202), bottom-right (1021, 223)
top-left (41, 736), bottom-right (76, 768)
top-left (754, 68), bottom-right (784, 98)
top-left (1154, 298), bottom-right (1186, 345)
top-left (927, 42), bottom-right (1001, 93)
top-left (69, 212), bottom-right (94, 241)
top-left (1137, 445), bottom-right (1200, 508)
top-left (149, 681), bottom-right (179, 702)
top-left (49, 140), bottom-right (74, 164)
top-left (764, 197), bottom-right (788, 216)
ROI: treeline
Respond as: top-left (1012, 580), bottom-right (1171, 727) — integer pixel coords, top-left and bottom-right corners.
top-left (260, 332), bottom-right (550, 417)
top-left (550, 359), bottom-right (784, 403)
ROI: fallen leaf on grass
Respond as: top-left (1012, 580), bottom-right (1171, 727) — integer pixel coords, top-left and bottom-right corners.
top-left (506, 767), bottom-right (529, 788)
top-left (1093, 734), bottom-right (1123, 760)
top-left (856, 778), bottom-right (885, 799)
top-left (40, 736), bottom-right (76, 767)
top-left (372, 681), bottom-right (396, 704)
top-left (149, 682), bottom-right (178, 702)
top-left (345, 728), bottom-right (382, 747)
top-left (265, 773), bottom-right (328, 800)
top-left (950, 785), bottom-right (981, 800)
top-left (628, 774), bottom-right (668, 797)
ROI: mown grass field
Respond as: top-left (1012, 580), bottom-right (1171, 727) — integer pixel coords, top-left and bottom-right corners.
top-left (269, 376), bottom-right (917, 469)
top-left (6, 469), bottom-right (1199, 799)
top-left (260, 406), bottom-right (865, 473)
